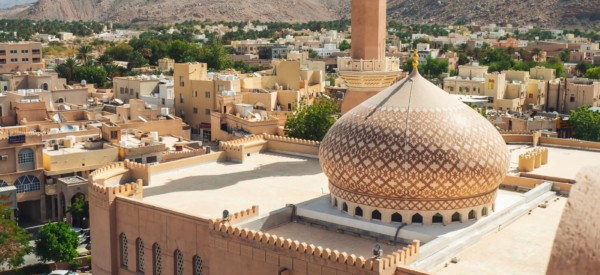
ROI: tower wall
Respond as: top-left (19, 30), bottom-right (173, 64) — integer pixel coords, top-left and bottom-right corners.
top-left (351, 0), bottom-right (387, 61)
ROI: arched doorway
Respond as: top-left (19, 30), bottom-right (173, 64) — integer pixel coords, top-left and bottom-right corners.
top-left (412, 213), bottom-right (423, 224)
top-left (391, 213), bottom-right (402, 223)
top-left (451, 212), bottom-right (461, 222)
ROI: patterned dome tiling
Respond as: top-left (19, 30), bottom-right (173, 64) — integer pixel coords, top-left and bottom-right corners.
top-left (319, 71), bottom-right (510, 212)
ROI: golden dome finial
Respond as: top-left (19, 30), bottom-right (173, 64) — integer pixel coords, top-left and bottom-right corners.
top-left (412, 49), bottom-right (419, 71)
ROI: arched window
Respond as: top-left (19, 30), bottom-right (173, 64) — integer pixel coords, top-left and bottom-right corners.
top-left (412, 213), bottom-right (423, 224)
top-left (342, 203), bottom-right (348, 212)
top-left (371, 210), bottom-right (381, 221)
top-left (452, 212), bottom-right (461, 222)
top-left (18, 148), bottom-right (35, 171)
top-left (153, 243), bottom-right (162, 275)
top-left (391, 213), bottom-right (403, 223)
top-left (14, 175), bottom-right (40, 193)
top-left (137, 238), bottom-right (145, 272)
top-left (468, 210), bottom-right (476, 220)
top-left (193, 255), bottom-right (203, 275)
top-left (0, 180), bottom-right (7, 187)
top-left (120, 233), bottom-right (128, 267)
top-left (432, 213), bottom-right (444, 224)
top-left (174, 250), bottom-right (183, 275)
top-left (355, 207), bottom-right (363, 217)
top-left (42, 83), bottom-right (49, 91)
top-left (482, 207), bottom-right (489, 217)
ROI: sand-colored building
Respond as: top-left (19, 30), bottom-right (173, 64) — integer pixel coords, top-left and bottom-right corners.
top-left (547, 78), bottom-right (600, 113)
top-left (113, 75), bottom-right (168, 103)
top-left (0, 42), bottom-right (44, 74)
top-left (0, 131), bottom-right (45, 222)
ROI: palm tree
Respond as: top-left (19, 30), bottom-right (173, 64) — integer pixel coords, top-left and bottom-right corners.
top-left (64, 58), bottom-right (77, 82)
top-left (76, 45), bottom-right (92, 63)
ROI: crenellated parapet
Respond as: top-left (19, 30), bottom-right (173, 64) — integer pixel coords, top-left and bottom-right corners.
top-left (263, 134), bottom-right (319, 146)
top-left (208, 206), bottom-right (420, 274)
top-left (518, 147), bottom-right (549, 172)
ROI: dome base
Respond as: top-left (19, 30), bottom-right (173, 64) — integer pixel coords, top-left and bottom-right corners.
top-left (331, 194), bottom-right (495, 226)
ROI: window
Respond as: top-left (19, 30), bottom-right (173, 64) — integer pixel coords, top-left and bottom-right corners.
top-left (120, 87), bottom-right (124, 94)
top-left (391, 213), bottom-right (402, 223)
top-left (14, 175), bottom-right (40, 193)
top-left (570, 94), bottom-right (575, 102)
top-left (21, 58), bottom-right (29, 62)
top-left (180, 94), bottom-right (184, 104)
top-left (205, 91), bottom-right (210, 98)
top-left (42, 83), bottom-right (48, 90)
top-left (487, 97), bottom-right (494, 104)
top-left (193, 255), bottom-right (203, 275)
top-left (287, 103), bottom-right (292, 111)
top-left (459, 86), bottom-right (463, 92)
top-left (120, 233), bottom-right (129, 267)
top-left (130, 88), bottom-right (134, 95)
top-left (449, 86), bottom-right (454, 92)
top-left (193, 108), bottom-right (198, 114)
top-left (179, 76), bottom-right (185, 87)
top-left (412, 213), bottom-right (423, 224)
top-left (0, 59), bottom-right (5, 64)
top-left (10, 58), bottom-right (18, 62)
top-left (10, 50), bottom-right (17, 54)
top-left (205, 109), bottom-right (210, 115)
top-left (529, 93), bottom-right (533, 99)
top-left (137, 238), bottom-right (145, 272)
top-left (451, 212), bottom-right (461, 222)
top-left (21, 49), bottom-right (28, 53)
top-left (354, 207), bottom-right (363, 217)
top-left (33, 58), bottom-right (40, 63)
top-left (0, 50), bottom-right (5, 55)
top-left (161, 98), bottom-right (165, 105)
top-left (153, 243), bottom-right (162, 275)
top-left (0, 180), bottom-right (7, 187)
top-left (146, 156), bottom-right (157, 163)
top-left (487, 79), bottom-right (495, 90)
top-left (134, 158), bottom-right (143, 163)
top-left (468, 210), bottom-right (476, 220)
top-left (111, 131), bottom-right (118, 139)
top-left (18, 148), bottom-right (35, 170)
top-left (432, 213), bottom-right (444, 223)
top-left (174, 250), bottom-right (183, 275)
top-left (342, 203), bottom-right (348, 212)
top-left (371, 210), bottom-right (381, 221)
top-left (193, 91), bottom-right (198, 97)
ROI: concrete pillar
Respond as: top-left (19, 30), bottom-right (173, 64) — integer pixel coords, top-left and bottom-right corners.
top-left (442, 214), bottom-right (451, 226)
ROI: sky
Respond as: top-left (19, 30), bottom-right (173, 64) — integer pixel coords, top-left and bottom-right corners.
top-left (0, 0), bottom-right (37, 9)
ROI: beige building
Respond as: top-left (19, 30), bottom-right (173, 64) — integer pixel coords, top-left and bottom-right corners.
top-left (0, 131), bottom-right (46, 222)
top-left (444, 66), bottom-right (555, 112)
top-left (113, 75), bottom-right (167, 103)
top-left (547, 78), bottom-right (600, 113)
top-left (175, 61), bottom-right (323, 141)
top-left (0, 42), bottom-right (44, 74)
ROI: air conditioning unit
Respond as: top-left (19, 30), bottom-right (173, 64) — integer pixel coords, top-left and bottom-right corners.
top-left (0, 155), bottom-right (8, 161)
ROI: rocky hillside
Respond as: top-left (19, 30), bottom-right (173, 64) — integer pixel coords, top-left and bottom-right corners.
top-left (1, 0), bottom-right (598, 28)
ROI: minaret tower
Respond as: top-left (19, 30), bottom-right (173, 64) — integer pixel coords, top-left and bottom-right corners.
top-left (338, 0), bottom-right (404, 113)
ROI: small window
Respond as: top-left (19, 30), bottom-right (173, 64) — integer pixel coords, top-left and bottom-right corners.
top-left (179, 76), bottom-right (185, 87)
top-left (120, 233), bottom-right (129, 267)
top-left (193, 91), bottom-right (198, 97)
top-left (205, 91), bottom-right (210, 98)
top-left (146, 156), bottom-right (158, 163)
top-left (153, 243), bottom-right (162, 275)
top-left (111, 131), bottom-right (118, 139)
top-left (193, 108), bottom-right (198, 114)
top-left (529, 93), bottom-right (533, 99)
top-left (174, 250), bottom-right (183, 275)
top-left (137, 238), bottom-right (145, 272)
top-left (355, 207), bottom-right (363, 217)
top-left (570, 94), bottom-right (575, 102)
top-left (135, 158), bottom-right (143, 163)
top-left (193, 255), bottom-right (203, 275)
top-left (205, 109), bottom-right (210, 115)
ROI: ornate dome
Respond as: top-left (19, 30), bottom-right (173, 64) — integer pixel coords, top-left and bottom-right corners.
top-left (319, 70), bottom-right (510, 224)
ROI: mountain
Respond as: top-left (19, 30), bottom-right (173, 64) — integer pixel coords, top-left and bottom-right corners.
top-left (0, 0), bottom-right (36, 9)
top-left (0, 0), bottom-right (598, 28)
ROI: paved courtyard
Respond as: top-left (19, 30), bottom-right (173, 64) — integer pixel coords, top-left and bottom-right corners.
top-left (434, 197), bottom-right (565, 275)
top-left (508, 145), bottom-right (600, 180)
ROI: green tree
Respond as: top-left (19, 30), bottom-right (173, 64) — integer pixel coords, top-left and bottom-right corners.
top-left (127, 51), bottom-right (149, 70)
top-left (569, 106), bottom-right (600, 142)
top-left (55, 58), bottom-right (78, 83)
top-left (584, 67), bottom-right (600, 79)
top-left (66, 196), bottom-right (89, 228)
top-left (285, 97), bottom-right (339, 141)
top-left (308, 49), bottom-right (319, 59)
top-left (339, 40), bottom-right (350, 51)
top-left (576, 62), bottom-right (593, 75)
top-left (104, 43), bottom-right (134, 61)
top-left (0, 207), bottom-right (32, 269)
top-left (35, 222), bottom-right (79, 267)
top-left (204, 39), bottom-right (233, 70)
top-left (559, 49), bottom-right (571, 62)
top-left (76, 45), bottom-right (92, 63)
top-left (74, 66), bottom-right (108, 87)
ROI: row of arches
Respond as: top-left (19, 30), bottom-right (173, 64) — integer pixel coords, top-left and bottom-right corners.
top-left (334, 197), bottom-right (491, 225)
top-left (0, 175), bottom-right (41, 193)
top-left (120, 233), bottom-right (204, 275)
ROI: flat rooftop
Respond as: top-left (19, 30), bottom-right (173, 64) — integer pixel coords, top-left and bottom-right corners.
top-left (508, 145), bottom-right (600, 180)
top-left (44, 142), bottom-right (111, 156)
top-left (434, 197), bottom-right (566, 275)
top-left (142, 153), bottom-right (328, 218)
